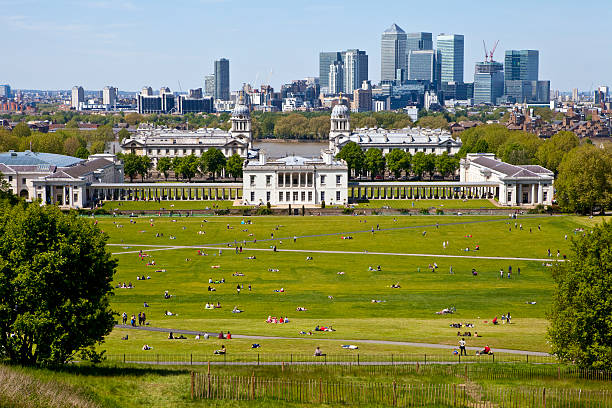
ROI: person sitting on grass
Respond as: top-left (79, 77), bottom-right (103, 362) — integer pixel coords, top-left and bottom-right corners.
top-left (478, 345), bottom-right (492, 355)
top-left (214, 345), bottom-right (226, 355)
top-left (314, 347), bottom-right (325, 356)
top-left (492, 316), bottom-right (498, 325)
top-left (165, 310), bottom-right (176, 316)
top-left (142, 344), bottom-right (152, 351)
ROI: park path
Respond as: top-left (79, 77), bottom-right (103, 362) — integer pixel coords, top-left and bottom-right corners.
top-left (114, 324), bottom-right (549, 356)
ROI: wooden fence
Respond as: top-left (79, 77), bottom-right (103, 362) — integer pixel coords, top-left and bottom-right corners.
top-left (191, 373), bottom-right (612, 407)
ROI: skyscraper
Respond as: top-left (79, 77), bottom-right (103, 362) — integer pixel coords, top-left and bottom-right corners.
top-left (204, 74), bottom-right (215, 97)
top-left (0, 85), bottom-right (11, 98)
top-left (342, 49), bottom-right (368, 94)
top-left (319, 51), bottom-right (342, 92)
top-left (473, 61), bottom-right (504, 105)
top-left (214, 58), bottom-right (230, 100)
top-left (328, 61), bottom-right (344, 94)
top-left (436, 34), bottom-right (464, 83)
top-left (406, 32), bottom-right (433, 52)
top-left (102, 86), bottom-right (117, 106)
top-left (504, 50), bottom-right (538, 81)
top-left (407, 50), bottom-right (438, 84)
top-left (71, 86), bottom-right (84, 109)
top-left (381, 23), bottom-right (407, 83)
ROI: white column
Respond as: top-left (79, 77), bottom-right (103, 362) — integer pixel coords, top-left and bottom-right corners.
top-left (538, 183), bottom-right (543, 204)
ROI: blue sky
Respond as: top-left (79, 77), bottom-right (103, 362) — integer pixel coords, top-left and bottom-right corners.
top-left (1, 0), bottom-right (610, 92)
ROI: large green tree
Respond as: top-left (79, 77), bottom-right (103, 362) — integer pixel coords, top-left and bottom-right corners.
top-left (137, 155), bottom-right (152, 182)
top-left (176, 154), bottom-right (199, 182)
top-left (0, 204), bottom-right (116, 366)
top-left (386, 149), bottom-right (407, 179)
top-left (364, 148), bottom-right (385, 180)
top-left (411, 152), bottom-right (428, 180)
top-left (535, 131), bottom-right (579, 174)
top-left (435, 152), bottom-right (459, 179)
top-left (336, 141), bottom-right (365, 178)
top-left (156, 157), bottom-right (172, 181)
top-left (11, 122), bottom-right (31, 138)
top-left (121, 153), bottom-right (140, 182)
top-left (555, 145), bottom-right (612, 215)
top-left (226, 153), bottom-right (244, 181)
top-left (547, 220), bottom-right (612, 369)
top-left (200, 148), bottom-right (226, 181)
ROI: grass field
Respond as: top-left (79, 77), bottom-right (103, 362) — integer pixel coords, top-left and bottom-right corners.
top-left (95, 213), bottom-right (598, 358)
top-left (351, 199), bottom-right (498, 209)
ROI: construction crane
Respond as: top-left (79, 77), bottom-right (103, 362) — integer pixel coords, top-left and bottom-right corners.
top-left (483, 40), bottom-right (500, 62)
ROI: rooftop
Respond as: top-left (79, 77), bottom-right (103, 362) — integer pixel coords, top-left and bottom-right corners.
top-left (0, 151), bottom-right (83, 167)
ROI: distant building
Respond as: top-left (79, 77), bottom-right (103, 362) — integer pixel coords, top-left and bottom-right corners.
top-left (473, 61), bottom-right (504, 105)
top-left (0, 84), bottom-right (11, 98)
top-left (503, 50), bottom-right (549, 103)
top-left (436, 34), bottom-right (464, 84)
top-left (319, 51), bottom-right (342, 93)
top-left (102, 86), bottom-right (117, 106)
top-left (204, 74), bottom-right (215, 97)
top-left (71, 86), bottom-right (84, 109)
top-left (343, 49), bottom-right (369, 94)
top-left (407, 50), bottom-right (439, 86)
top-left (242, 151), bottom-right (348, 206)
top-left (328, 61), bottom-right (344, 94)
top-left (406, 32), bottom-right (433, 52)
top-left (381, 23), bottom-right (407, 83)
top-left (214, 58), bottom-right (230, 100)
top-left (352, 81), bottom-right (373, 112)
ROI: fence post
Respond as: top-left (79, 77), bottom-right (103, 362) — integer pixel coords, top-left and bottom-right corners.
top-left (424, 354), bottom-right (427, 365)
top-left (492, 353), bottom-right (494, 363)
top-left (543, 387), bottom-right (546, 408)
top-left (391, 353), bottom-right (394, 366)
top-left (123, 353), bottom-right (125, 364)
top-left (190, 353), bottom-right (193, 365)
top-left (393, 381), bottom-right (397, 406)
top-left (207, 361), bottom-right (211, 399)
top-left (357, 354), bottom-right (360, 366)
top-left (464, 364), bottom-right (468, 381)
top-left (190, 371), bottom-right (194, 399)
top-left (156, 353), bottom-right (159, 364)
top-left (453, 384), bottom-right (456, 407)
top-left (282, 361), bottom-right (285, 372)
top-left (324, 354), bottom-right (327, 365)
top-left (458, 353), bottom-right (461, 363)
top-left (251, 371), bottom-right (255, 400)
top-left (257, 353), bottom-right (260, 366)
top-left (319, 377), bottom-right (322, 404)
top-left (290, 353), bottom-right (293, 364)
top-left (526, 355), bottom-right (529, 364)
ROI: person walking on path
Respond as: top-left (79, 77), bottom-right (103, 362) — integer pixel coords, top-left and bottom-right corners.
top-left (459, 338), bottom-right (467, 356)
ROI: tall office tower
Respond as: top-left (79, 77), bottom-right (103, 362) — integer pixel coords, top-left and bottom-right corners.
top-left (504, 50), bottom-right (538, 81)
top-left (71, 86), bottom-right (84, 109)
top-left (436, 34), bottom-right (464, 83)
top-left (381, 23), bottom-right (407, 82)
top-left (473, 61), bottom-right (504, 105)
top-left (319, 51), bottom-right (342, 92)
top-left (0, 84), bottom-right (11, 98)
top-left (102, 86), bottom-right (117, 106)
top-left (214, 58), bottom-right (230, 100)
top-left (594, 86), bottom-right (610, 104)
top-left (572, 88), bottom-right (579, 102)
top-left (204, 74), bottom-right (215, 97)
top-left (406, 32), bottom-right (433, 52)
top-left (343, 49), bottom-right (369, 94)
top-left (189, 88), bottom-right (203, 99)
top-left (407, 50), bottom-right (438, 84)
top-left (141, 86), bottom-right (153, 96)
top-left (328, 61), bottom-right (344, 94)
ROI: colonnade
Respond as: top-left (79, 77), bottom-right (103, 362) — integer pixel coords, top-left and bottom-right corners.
top-left (348, 183), bottom-right (499, 201)
top-left (90, 183), bottom-right (242, 202)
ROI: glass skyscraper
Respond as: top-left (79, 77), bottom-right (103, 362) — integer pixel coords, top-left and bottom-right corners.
top-left (504, 50), bottom-right (539, 81)
top-left (381, 23), bottom-right (407, 82)
top-left (473, 61), bottom-right (504, 105)
top-left (406, 32), bottom-right (433, 52)
top-left (436, 34), bottom-right (464, 84)
top-left (343, 49), bottom-right (368, 94)
top-left (407, 50), bottom-right (438, 84)
top-left (319, 52), bottom-right (342, 92)
top-left (214, 58), bottom-right (230, 101)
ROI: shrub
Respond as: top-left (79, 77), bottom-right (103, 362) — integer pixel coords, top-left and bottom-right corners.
top-left (215, 209), bottom-right (230, 215)
top-left (93, 208), bottom-right (108, 216)
top-left (342, 208), bottom-right (354, 214)
top-left (256, 207), bottom-right (273, 215)
top-left (321, 201), bottom-right (326, 209)
top-left (436, 209), bottom-right (444, 215)
top-left (420, 208), bottom-right (430, 215)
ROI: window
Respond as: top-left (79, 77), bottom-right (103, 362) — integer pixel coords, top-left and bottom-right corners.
top-left (336, 191), bottom-right (341, 201)
top-left (320, 175), bottom-right (326, 185)
top-left (22, 178), bottom-right (26, 184)
top-left (250, 191), bottom-right (255, 202)
top-left (278, 173), bottom-right (284, 187)
top-left (308, 191), bottom-right (312, 201)
top-left (336, 175), bottom-right (341, 184)
top-left (183, 149), bottom-right (187, 154)
top-left (286, 191), bottom-right (290, 201)
top-left (507, 192), bottom-right (512, 202)
top-left (250, 175), bottom-right (256, 186)
top-left (266, 175), bottom-right (271, 186)
top-left (320, 191), bottom-right (325, 201)
top-left (266, 191), bottom-right (271, 202)
top-left (166, 149), bottom-right (170, 154)
top-left (301, 191), bottom-right (305, 201)
top-left (543, 191), bottom-right (548, 201)
top-left (172, 139), bottom-right (176, 144)
top-left (293, 191), bottom-right (298, 201)
top-left (73, 193), bottom-right (78, 202)
top-left (148, 149), bottom-right (152, 154)
top-left (279, 192), bottom-right (283, 202)
top-left (8, 176), bottom-right (12, 182)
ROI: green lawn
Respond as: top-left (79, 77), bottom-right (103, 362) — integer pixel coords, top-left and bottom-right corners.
top-left (352, 199), bottom-right (498, 209)
top-left (101, 200), bottom-right (239, 211)
top-left (95, 214), bottom-right (597, 359)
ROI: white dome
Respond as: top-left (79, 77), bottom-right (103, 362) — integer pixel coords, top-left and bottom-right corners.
top-left (232, 104), bottom-right (250, 118)
top-left (331, 104), bottom-right (349, 118)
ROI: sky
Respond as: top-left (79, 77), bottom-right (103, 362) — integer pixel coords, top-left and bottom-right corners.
top-left (1, 0), bottom-right (610, 93)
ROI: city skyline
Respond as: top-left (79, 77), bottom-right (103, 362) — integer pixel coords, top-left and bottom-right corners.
top-left (1, 0), bottom-right (610, 92)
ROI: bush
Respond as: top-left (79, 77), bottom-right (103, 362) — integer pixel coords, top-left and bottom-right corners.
top-left (321, 201), bottom-right (326, 209)
top-left (256, 207), bottom-right (273, 215)
top-left (215, 209), bottom-right (230, 215)
top-left (241, 208), bottom-right (251, 216)
top-left (420, 208), bottom-right (430, 215)
top-left (342, 207), bottom-right (354, 214)
top-left (266, 201), bottom-right (271, 209)
top-left (93, 208), bottom-right (108, 216)
top-left (436, 209), bottom-right (444, 215)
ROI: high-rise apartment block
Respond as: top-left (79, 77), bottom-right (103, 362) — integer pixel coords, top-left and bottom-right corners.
top-left (214, 58), bottom-right (230, 100)
top-left (71, 86), bottom-right (84, 109)
top-left (319, 52), bottom-right (342, 92)
top-left (342, 49), bottom-right (368, 94)
top-left (473, 61), bottom-right (504, 105)
top-left (0, 85), bottom-right (11, 98)
top-left (381, 23), bottom-right (407, 83)
top-left (204, 74), bottom-right (215, 97)
top-left (436, 34), bottom-right (464, 84)
top-left (102, 86), bottom-right (117, 106)
top-left (503, 50), bottom-right (549, 103)
top-left (319, 50), bottom-right (368, 94)
top-left (328, 61), bottom-right (344, 94)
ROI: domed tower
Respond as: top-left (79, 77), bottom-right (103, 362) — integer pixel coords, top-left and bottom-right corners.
top-left (230, 101), bottom-right (252, 147)
top-left (329, 103), bottom-right (351, 153)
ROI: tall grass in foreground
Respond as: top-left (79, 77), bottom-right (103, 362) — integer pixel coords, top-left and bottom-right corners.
top-left (0, 365), bottom-right (99, 408)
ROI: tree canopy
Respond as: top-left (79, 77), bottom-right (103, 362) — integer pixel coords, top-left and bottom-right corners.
top-left (336, 142), bottom-right (365, 178)
top-left (0, 204), bottom-right (116, 366)
top-left (548, 220), bottom-right (612, 369)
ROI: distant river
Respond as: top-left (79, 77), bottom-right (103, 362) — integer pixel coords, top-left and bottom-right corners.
top-left (254, 140), bottom-right (328, 158)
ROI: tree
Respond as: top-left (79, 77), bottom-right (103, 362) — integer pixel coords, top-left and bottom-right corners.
top-left (90, 140), bottom-right (106, 154)
top-left (386, 149), bottom-right (407, 179)
top-left (137, 155), bottom-right (152, 181)
top-left (121, 153), bottom-right (140, 182)
top-left (555, 145), bottom-right (612, 215)
top-left (176, 154), bottom-right (199, 182)
top-left (365, 148), bottom-right (385, 180)
top-left (66, 119), bottom-right (79, 129)
top-left (336, 142), bottom-right (365, 178)
top-left (0, 204), bottom-right (116, 366)
top-left (435, 152), bottom-right (459, 179)
top-left (226, 153), bottom-right (244, 181)
top-left (171, 157), bottom-right (183, 181)
top-left (417, 115), bottom-right (449, 130)
top-left (118, 128), bottom-right (131, 141)
top-left (11, 122), bottom-right (31, 138)
top-left (63, 136), bottom-right (82, 157)
top-left (307, 116), bottom-right (330, 139)
top-left (411, 152), bottom-right (428, 180)
top-left (535, 131), bottom-right (579, 174)
top-left (201, 148), bottom-right (226, 181)
top-left (75, 147), bottom-right (90, 159)
top-left (424, 154), bottom-right (436, 180)
top-left (547, 220), bottom-right (612, 369)
top-left (156, 157), bottom-right (172, 181)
